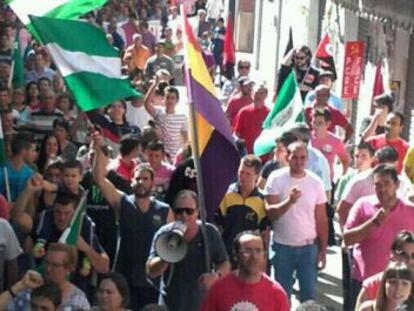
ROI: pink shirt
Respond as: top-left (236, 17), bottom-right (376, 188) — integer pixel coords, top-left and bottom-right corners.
top-left (311, 132), bottom-right (348, 180)
top-left (153, 162), bottom-right (175, 194)
top-left (345, 196), bottom-right (414, 281)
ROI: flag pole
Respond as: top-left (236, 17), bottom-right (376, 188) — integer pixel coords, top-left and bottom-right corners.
top-left (187, 78), bottom-right (211, 273)
top-left (0, 117), bottom-right (11, 202)
top-left (181, 2), bottom-right (211, 272)
top-left (2, 36), bottom-right (13, 201)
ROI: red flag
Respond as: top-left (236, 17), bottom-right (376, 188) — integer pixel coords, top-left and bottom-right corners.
top-left (372, 60), bottom-right (384, 98)
top-left (371, 60), bottom-right (384, 112)
top-left (315, 33), bottom-right (337, 79)
top-left (222, 15), bottom-right (236, 80)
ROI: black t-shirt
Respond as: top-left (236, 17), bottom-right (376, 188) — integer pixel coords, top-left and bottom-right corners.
top-left (118, 194), bottom-right (170, 287)
top-left (165, 157), bottom-right (197, 205)
top-left (260, 159), bottom-right (281, 180)
top-left (81, 170), bottom-right (131, 265)
top-left (278, 65), bottom-right (320, 100)
top-left (148, 221), bottom-right (229, 311)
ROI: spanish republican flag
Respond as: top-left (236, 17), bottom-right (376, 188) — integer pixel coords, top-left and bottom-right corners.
top-left (182, 12), bottom-right (240, 220)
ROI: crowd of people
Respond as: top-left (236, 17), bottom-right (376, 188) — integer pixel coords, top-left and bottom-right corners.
top-left (0, 0), bottom-right (414, 310)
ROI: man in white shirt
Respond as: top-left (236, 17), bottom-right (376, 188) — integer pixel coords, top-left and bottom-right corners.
top-left (264, 141), bottom-right (328, 302)
top-left (0, 218), bottom-right (22, 291)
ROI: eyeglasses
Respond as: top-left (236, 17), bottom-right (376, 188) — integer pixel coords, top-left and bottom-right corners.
top-left (395, 249), bottom-right (414, 260)
top-left (44, 259), bottom-right (66, 269)
top-left (239, 248), bottom-right (265, 255)
top-left (173, 207), bottom-right (196, 216)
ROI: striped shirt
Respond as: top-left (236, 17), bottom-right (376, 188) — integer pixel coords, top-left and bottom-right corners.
top-left (154, 109), bottom-right (188, 159)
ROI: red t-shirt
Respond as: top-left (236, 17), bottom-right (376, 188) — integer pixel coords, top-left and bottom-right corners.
top-left (226, 94), bottom-right (253, 127)
top-left (305, 105), bottom-right (349, 133)
top-left (111, 157), bottom-right (139, 182)
top-left (201, 273), bottom-right (290, 311)
top-left (366, 134), bottom-right (408, 173)
top-left (233, 104), bottom-right (269, 154)
top-left (362, 271), bottom-right (382, 301)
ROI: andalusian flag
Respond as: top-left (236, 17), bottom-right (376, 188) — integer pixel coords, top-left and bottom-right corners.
top-left (29, 16), bottom-right (141, 111)
top-left (254, 71), bottom-right (303, 156)
top-left (183, 12), bottom-right (240, 220)
top-left (12, 31), bottom-right (24, 88)
top-left (59, 192), bottom-right (88, 246)
top-left (5, 0), bottom-right (107, 38)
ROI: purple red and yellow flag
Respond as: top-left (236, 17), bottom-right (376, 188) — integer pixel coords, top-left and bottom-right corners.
top-left (182, 11), bottom-right (240, 220)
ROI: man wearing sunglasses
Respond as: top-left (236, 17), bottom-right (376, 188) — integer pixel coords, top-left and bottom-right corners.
top-left (93, 134), bottom-right (174, 310)
top-left (146, 190), bottom-right (230, 311)
top-left (277, 46), bottom-right (320, 101)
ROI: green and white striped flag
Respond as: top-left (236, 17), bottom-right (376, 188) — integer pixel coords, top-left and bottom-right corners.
top-left (30, 16), bottom-right (141, 111)
top-left (59, 191), bottom-right (88, 246)
top-left (5, 0), bottom-right (107, 37)
top-left (254, 71), bottom-right (303, 156)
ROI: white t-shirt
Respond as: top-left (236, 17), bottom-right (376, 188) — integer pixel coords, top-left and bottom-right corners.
top-left (343, 169), bottom-right (412, 205)
top-left (0, 218), bottom-right (22, 261)
top-left (154, 109), bottom-right (188, 159)
top-left (264, 167), bottom-right (327, 246)
top-left (125, 102), bottom-right (153, 130)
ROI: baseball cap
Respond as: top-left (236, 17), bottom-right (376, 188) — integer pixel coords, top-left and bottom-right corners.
top-left (318, 70), bottom-right (335, 81)
top-left (238, 77), bottom-right (255, 87)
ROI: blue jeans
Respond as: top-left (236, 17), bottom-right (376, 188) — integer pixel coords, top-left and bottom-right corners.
top-left (272, 242), bottom-right (319, 302)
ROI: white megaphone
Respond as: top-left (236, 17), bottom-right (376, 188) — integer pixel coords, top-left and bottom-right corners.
top-left (155, 221), bottom-right (188, 263)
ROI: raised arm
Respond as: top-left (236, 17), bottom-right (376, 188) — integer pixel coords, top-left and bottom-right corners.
top-left (11, 175), bottom-right (46, 232)
top-left (92, 133), bottom-right (123, 213)
top-left (144, 76), bottom-right (159, 117)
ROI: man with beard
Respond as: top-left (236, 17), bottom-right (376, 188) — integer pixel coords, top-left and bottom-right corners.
top-left (201, 231), bottom-right (289, 311)
top-left (93, 133), bottom-right (174, 311)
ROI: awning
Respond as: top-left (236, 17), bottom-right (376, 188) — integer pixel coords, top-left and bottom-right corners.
top-left (332, 0), bottom-right (414, 33)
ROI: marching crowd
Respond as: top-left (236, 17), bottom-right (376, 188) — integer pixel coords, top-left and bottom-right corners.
top-left (0, 0), bottom-right (413, 311)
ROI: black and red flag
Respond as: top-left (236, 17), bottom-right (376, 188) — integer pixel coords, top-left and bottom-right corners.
top-left (315, 32), bottom-right (337, 79)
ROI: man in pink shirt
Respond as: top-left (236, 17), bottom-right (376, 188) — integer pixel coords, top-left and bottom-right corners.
top-left (145, 140), bottom-right (175, 201)
top-left (365, 111), bottom-right (408, 173)
top-left (310, 108), bottom-right (349, 181)
top-left (225, 77), bottom-right (254, 127)
top-left (343, 164), bottom-right (414, 309)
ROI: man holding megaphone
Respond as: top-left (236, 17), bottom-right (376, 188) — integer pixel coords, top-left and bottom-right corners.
top-left (146, 190), bottom-right (231, 311)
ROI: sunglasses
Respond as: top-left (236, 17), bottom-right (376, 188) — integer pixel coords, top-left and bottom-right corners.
top-left (239, 66), bottom-right (250, 69)
top-left (173, 207), bottom-right (196, 215)
top-left (395, 249), bottom-right (414, 260)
